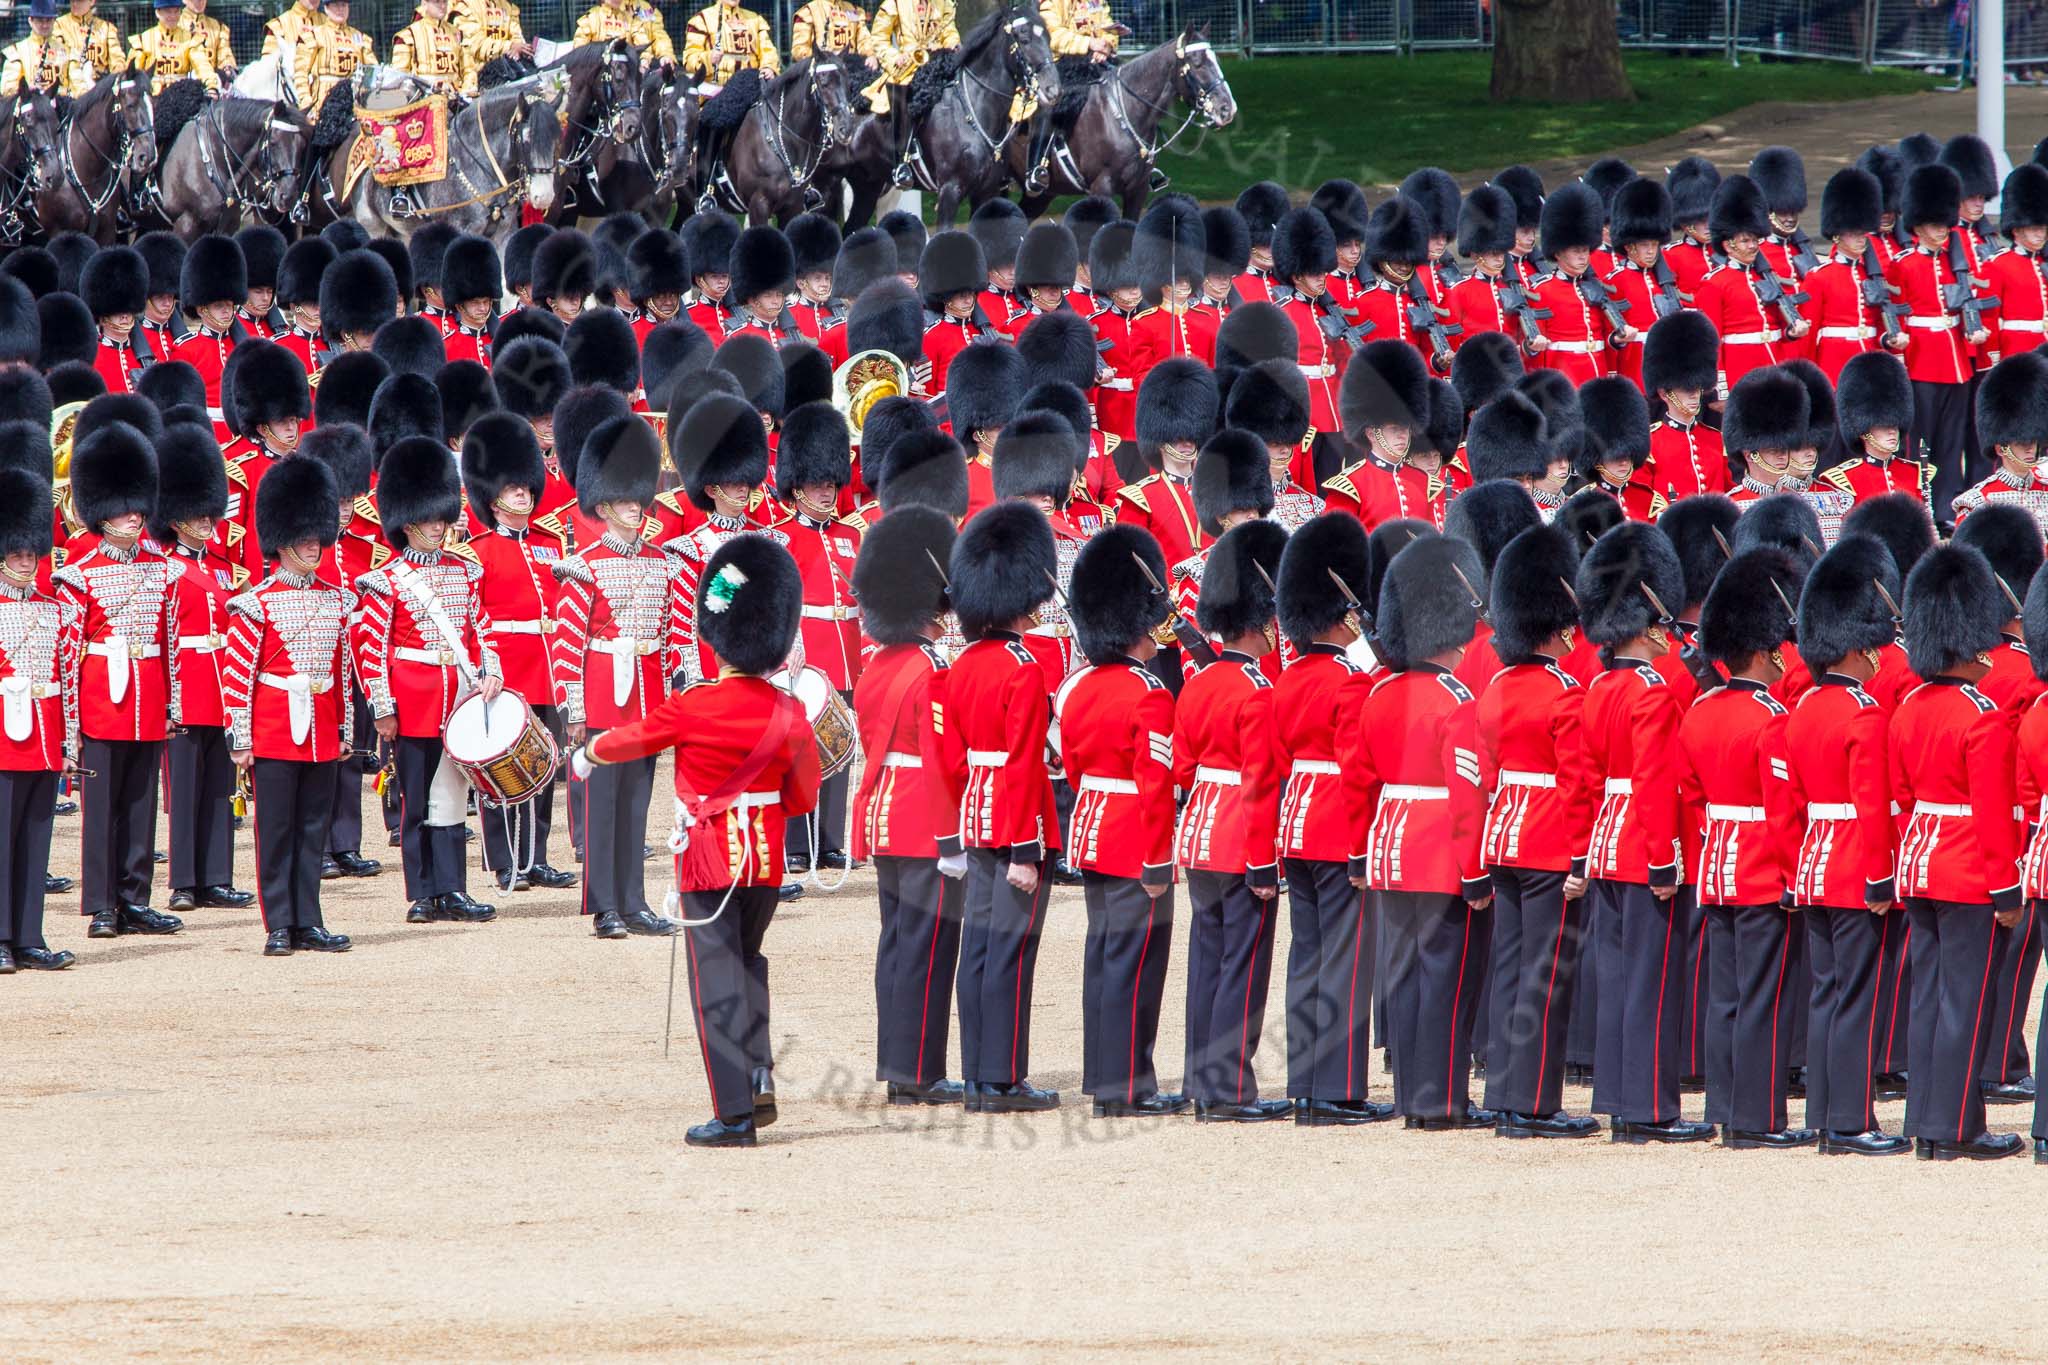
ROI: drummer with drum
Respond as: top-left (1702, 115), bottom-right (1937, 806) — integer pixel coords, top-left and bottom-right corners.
top-left (356, 435), bottom-right (504, 927)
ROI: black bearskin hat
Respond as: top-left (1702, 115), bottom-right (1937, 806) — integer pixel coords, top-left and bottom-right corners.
top-left (1193, 427), bottom-right (1275, 536)
top-left (1457, 185), bottom-right (1518, 258)
top-left (44, 363), bottom-right (99, 408)
top-left (1201, 205), bottom-right (1251, 278)
top-left (1840, 492), bottom-right (1934, 578)
top-left (0, 367), bottom-right (49, 427)
top-left (1490, 524), bottom-right (1581, 665)
top-left (1558, 489), bottom-right (1622, 553)
top-left (1784, 357), bottom-right (1835, 454)
top-left (946, 340), bottom-right (1028, 443)
top-left (1311, 179), bottom-right (1370, 246)
top-left (1340, 338), bottom-right (1430, 434)
top-left (990, 409), bottom-right (1076, 505)
top-left (861, 394), bottom-right (936, 470)
top-left (321, 221), bottom-right (370, 254)
top-left (1953, 502), bottom-right (2045, 605)
top-left (1576, 521), bottom-right (1684, 647)
top-left (74, 392), bottom-right (162, 448)
top-left (642, 318), bottom-right (713, 411)
top-left (1197, 517), bottom-right (1287, 642)
top-left (1665, 155), bottom-right (1721, 225)
top-left (1723, 365), bottom-right (1810, 456)
top-left (1583, 157), bottom-right (1635, 208)
top-left (696, 533), bottom-right (803, 677)
top-left (135, 360), bottom-right (205, 417)
top-left (1136, 193), bottom-right (1206, 295)
top-left (1089, 219), bottom-right (1139, 296)
top-left (1732, 493), bottom-right (1824, 565)
top-left (1136, 357), bottom-right (1218, 466)
top-left (1225, 359), bottom-right (1310, 450)
top-left (1709, 175), bottom-right (1772, 246)
top-left (1016, 309), bottom-right (1097, 392)
top-left (1466, 391), bottom-right (1551, 484)
top-left (136, 231), bottom-right (185, 300)
top-left (1365, 197), bottom-right (1430, 270)
top-left (919, 230), bottom-right (987, 309)
top-left (628, 229), bottom-right (689, 303)
top-left (1452, 331), bottom-right (1524, 413)
top-left (1749, 145), bottom-right (1808, 216)
top-left (255, 455), bottom-right (341, 559)
top-left (369, 374), bottom-right (443, 456)
top-left (1820, 167), bottom-right (1884, 238)
top-left (968, 197), bottom-right (1027, 272)
top-left (406, 222), bottom-right (458, 299)
top-left (1904, 541), bottom-right (2006, 678)
top-left (1368, 519), bottom-right (1431, 607)
top-left (0, 276), bottom-right (39, 367)
top-left (532, 228), bottom-right (595, 305)
top-left (1642, 309), bottom-right (1718, 398)
top-left (1015, 223), bottom-right (1079, 292)
top-left (180, 234), bottom-right (246, 310)
top-left (460, 411), bottom-right (546, 530)
top-left (1576, 376), bottom-right (1650, 475)
top-left (276, 237), bottom-right (334, 309)
top-left (1611, 177), bottom-right (1673, 247)
top-left (1492, 164), bottom-right (1545, 229)
top-left (82, 247), bottom-right (147, 319)
top-left (2, 247), bottom-right (54, 300)
top-left (949, 499), bottom-right (1054, 637)
top-left (782, 340), bottom-right (832, 413)
top-left (1698, 546), bottom-right (1805, 665)
top-left (148, 423), bottom-right (228, 543)
top-left (593, 215), bottom-right (644, 306)
top-left (1940, 133), bottom-right (1999, 199)
top-left (675, 391), bottom-right (768, 511)
top-left (1978, 351), bottom-right (2048, 450)
top-left (1421, 377), bottom-right (1465, 461)
top-left (1858, 144), bottom-right (1905, 215)
top-left (1540, 182), bottom-right (1604, 257)
top-left (785, 213), bottom-right (841, 279)
top-left (1517, 371), bottom-right (1583, 469)
top-left (439, 359), bottom-right (500, 441)
top-left (854, 505), bottom-right (955, 647)
top-left (1215, 301), bottom-right (1298, 381)
top-left (1400, 167), bottom-right (1459, 239)
top-left (1902, 164), bottom-right (1962, 232)
top-left (320, 250), bottom-right (398, 346)
top-left (1062, 193), bottom-right (1118, 258)
top-left (775, 401), bottom-right (851, 499)
top-left (312, 350), bottom-right (388, 430)
top-left (1377, 533), bottom-right (1484, 671)
top-left (1020, 381), bottom-right (1092, 475)
top-left (879, 209), bottom-right (928, 282)
top-left (502, 223), bottom-right (553, 292)
top-left (36, 294), bottom-right (93, 369)
top-left (438, 234), bottom-right (502, 309)
top-left (229, 339), bottom-right (311, 434)
top-left (1799, 533), bottom-right (1902, 675)
top-left (576, 414), bottom-right (663, 517)
top-left (372, 315), bottom-right (446, 380)
top-left (729, 225), bottom-right (795, 305)
top-left (0, 467), bottom-right (51, 558)
top-left (493, 335), bottom-right (572, 422)
top-left (1235, 181), bottom-right (1291, 250)
top-left (553, 384), bottom-right (633, 491)
top-left (364, 239), bottom-right (413, 308)
top-left (878, 429), bottom-right (968, 518)
top-left (1070, 522), bottom-right (1171, 665)
top-left (1277, 511), bottom-right (1370, 652)
top-left (1444, 478), bottom-right (1540, 582)
top-left (565, 307), bottom-right (640, 394)
top-left (1836, 351), bottom-right (1913, 442)
top-left (845, 277), bottom-right (923, 366)
top-left (681, 211), bottom-right (741, 286)
top-left (70, 422), bottom-right (157, 528)
top-left (1273, 207), bottom-right (1335, 281)
top-left (2003, 163), bottom-right (2048, 231)
top-left (1658, 491), bottom-right (1740, 609)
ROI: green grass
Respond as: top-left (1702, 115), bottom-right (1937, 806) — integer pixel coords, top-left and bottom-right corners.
top-left (1154, 52), bottom-right (1939, 200)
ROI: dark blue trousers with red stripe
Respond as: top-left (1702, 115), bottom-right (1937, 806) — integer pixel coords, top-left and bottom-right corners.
top-left (873, 855), bottom-right (962, 1087)
top-left (682, 885), bottom-right (779, 1122)
top-left (1980, 901), bottom-right (2041, 1088)
top-left (1701, 903), bottom-right (1799, 1134)
top-left (957, 848), bottom-right (1051, 1086)
top-left (1381, 889), bottom-right (1487, 1120)
top-left (1284, 858), bottom-right (1373, 1102)
top-left (1590, 879), bottom-right (1686, 1125)
top-left (1904, 899), bottom-right (2001, 1143)
top-left (1183, 869), bottom-right (1279, 1106)
top-left (1803, 904), bottom-right (1886, 1135)
top-left (1081, 872), bottom-right (1175, 1103)
top-left (1484, 868), bottom-right (1585, 1118)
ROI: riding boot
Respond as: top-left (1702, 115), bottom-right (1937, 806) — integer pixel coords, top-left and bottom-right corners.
top-left (888, 97), bottom-right (916, 188)
top-left (1023, 110), bottom-right (1055, 194)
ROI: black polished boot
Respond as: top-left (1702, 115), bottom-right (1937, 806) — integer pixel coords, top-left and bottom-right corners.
top-left (622, 908), bottom-right (680, 936)
top-left (119, 905), bottom-right (182, 934)
top-left (1819, 1128), bottom-right (1911, 1156)
top-left (332, 850), bottom-right (382, 877)
top-left (887, 1079), bottom-right (967, 1106)
top-left (196, 885), bottom-right (255, 908)
top-left (264, 928), bottom-right (294, 956)
top-left (14, 946), bottom-right (73, 970)
top-left (592, 910), bottom-right (629, 940)
top-left (87, 909), bottom-right (121, 938)
top-left (527, 862), bottom-right (578, 889)
top-left (294, 925), bottom-right (351, 952)
top-left (685, 1115), bottom-right (758, 1148)
top-left (752, 1067), bottom-right (777, 1127)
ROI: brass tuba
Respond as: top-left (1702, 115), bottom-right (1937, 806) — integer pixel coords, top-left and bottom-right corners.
top-left (832, 348), bottom-right (910, 446)
top-left (50, 399), bottom-right (85, 538)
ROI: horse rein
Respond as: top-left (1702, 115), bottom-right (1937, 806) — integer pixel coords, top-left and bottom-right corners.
top-left (559, 44), bottom-right (639, 173)
top-left (1106, 37), bottom-right (1226, 162)
top-left (760, 61), bottom-right (848, 193)
top-left (195, 102), bottom-right (299, 216)
top-left (956, 14), bottom-right (1046, 159)
top-left (62, 75), bottom-right (153, 216)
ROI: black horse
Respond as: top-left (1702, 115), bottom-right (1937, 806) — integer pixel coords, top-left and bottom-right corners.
top-left (537, 39), bottom-right (648, 224)
top-left (155, 96), bottom-right (315, 237)
top-left (638, 65), bottom-right (694, 225)
top-left (703, 57), bottom-right (855, 225)
top-left (39, 70), bottom-right (157, 243)
top-left (901, 1), bottom-right (1060, 226)
top-left (1008, 25), bottom-right (1236, 220)
top-left (812, 114), bottom-right (892, 228)
top-left (0, 90), bottom-right (63, 245)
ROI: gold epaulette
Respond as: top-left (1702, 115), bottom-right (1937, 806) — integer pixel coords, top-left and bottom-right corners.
top-left (1116, 475), bottom-right (1154, 514)
top-left (369, 542), bottom-right (392, 569)
top-left (654, 489), bottom-right (686, 515)
top-left (231, 564), bottom-right (251, 590)
top-left (1131, 306), bottom-right (1158, 321)
top-left (225, 522), bottom-right (245, 546)
top-left (1101, 432), bottom-right (1122, 456)
top-left (446, 541), bottom-right (481, 565)
top-left (1323, 471), bottom-right (1359, 501)
top-left (1820, 463), bottom-right (1857, 494)
top-left (1298, 425), bottom-right (1316, 453)
top-left (533, 509), bottom-right (568, 541)
top-left (224, 460), bottom-right (248, 488)
top-left (1646, 489), bottom-right (1669, 519)
top-left (748, 487), bottom-right (767, 512)
top-left (354, 494), bottom-right (382, 524)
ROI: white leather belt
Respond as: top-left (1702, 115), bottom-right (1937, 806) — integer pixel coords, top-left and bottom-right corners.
top-left (967, 749), bottom-right (1008, 767)
top-left (880, 752), bottom-right (921, 769)
top-left (801, 604), bottom-right (860, 621)
top-left (731, 790), bottom-right (780, 812)
top-left (0, 680), bottom-right (55, 699)
top-left (1297, 362), bottom-right (1335, 378)
top-left (87, 640), bottom-right (160, 660)
top-left (258, 672), bottom-right (333, 694)
top-left (1025, 621), bottom-right (1071, 637)
top-left (1721, 329), bottom-right (1783, 344)
top-left (1907, 315), bottom-right (1958, 330)
top-left (1604, 777), bottom-right (1633, 796)
top-left (1707, 804), bottom-right (1765, 822)
top-left (1913, 801), bottom-right (1971, 817)
top-left (590, 637), bottom-right (659, 656)
top-left (1806, 802), bottom-right (1857, 821)
top-left (1546, 339), bottom-right (1606, 354)
top-left (1194, 765), bottom-right (1241, 785)
top-left (1381, 784), bottom-right (1448, 801)
top-left (1816, 325), bottom-right (1876, 341)
top-left (177, 633), bottom-right (225, 653)
top-left (2005, 320), bottom-right (2047, 333)
top-left (492, 617), bottom-right (554, 635)
top-left (259, 671), bottom-right (330, 745)
top-left (1100, 377), bottom-right (1134, 391)
top-left (206, 405), bottom-right (226, 421)
top-left (1078, 775), bottom-right (1139, 795)
top-left (1498, 769), bottom-right (1556, 788)
top-left (1291, 759), bottom-right (1341, 778)
top-left (393, 646), bottom-right (460, 665)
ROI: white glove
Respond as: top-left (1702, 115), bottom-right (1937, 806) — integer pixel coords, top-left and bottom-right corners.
top-left (569, 745), bottom-right (593, 780)
top-left (667, 804), bottom-right (698, 854)
top-left (937, 851), bottom-right (969, 880)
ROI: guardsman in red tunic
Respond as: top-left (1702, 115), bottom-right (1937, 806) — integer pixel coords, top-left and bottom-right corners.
top-left (771, 402), bottom-right (864, 875)
top-left (1893, 165), bottom-right (1986, 517)
top-left (220, 340), bottom-right (313, 582)
top-left (460, 413), bottom-right (577, 896)
top-left (170, 234), bottom-right (251, 440)
top-left (849, 508), bottom-right (968, 1106)
top-left (82, 246), bottom-right (155, 394)
top-left (1411, 376), bottom-right (1471, 530)
top-left (1489, 163), bottom-right (1547, 288)
top-left (1403, 166), bottom-right (1464, 310)
top-left (1223, 359), bottom-right (1324, 534)
top-left (968, 200), bottom-right (1028, 339)
top-left (1943, 134), bottom-right (2001, 380)
top-left (1785, 536), bottom-right (1911, 1155)
top-left (1602, 178), bottom-right (1675, 390)
top-left (136, 231), bottom-right (189, 366)
top-left (1447, 185), bottom-right (1520, 355)
top-left (781, 213), bottom-right (841, 348)
top-left (991, 410), bottom-right (1089, 695)
top-left (1173, 520), bottom-right (1290, 1121)
top-left (0, 468), bottom-right (79, 973)
top-left (1528, 185), bottom-right (1617, 386)
top-left (681, 211), bottom-right (740, 336)
top-left (1171, 430), bottom-right (1275, 642)
top-left (1270, 206), bottom-right (1354, 434)
top-left (722, 227), bottom-right (804, 350)
top-left (918, 230), bottom-right (998, 396)
top-left (1349, 533), bottom-right (1492, 1128)
top-left (554, 416), bottom-right (692, 939)
top-left (357, 435), bottom-right (505, 926)
top-left (1572, 377), bottom-right (1665, 523)
top-left (492, 335), bottom-right (575, 520)
top-left (944, 339), bottom-right (1024, 524)
top-left (627, 229), bottom-right (690, 352)
top-left (225, 458), bottom-right (355, 956)
top-left (1825, 352), bottom-right (1929, 505)
top-left (1677, 547), bottom-right (1811, 1149)
top-left (1805, 168), bottom-right (1900, 384)
top-left (408, 223), bottom-right (459, 339)
top-left (235, 226), bottom-right (288, 341)
top-left (1724, 365), bottom-right (1815, 514)
top-left (57, 425), bottom-right (184, 939)
top-left (1474, 524), bottom-right (1598, 1137)
top-left (1197, 204), bottom-right (1250, 322)
top-left (155, 424), bottom-right (256, 917)
top-left (1115, 357), bottom-right (1216, 575)
top-left (1575, 522), bottom-right (1709, 1141)
top-left (2019, 569), bottom-right (2048, 1159)
top-left (1319, 340), bottom-right (1434, 529)
top-left (1127, 196), bottom-right (1220, 374)
top-left (1981, 164), bottom-right (2048, 365)
top-left (1310, 180), bottom-right (1369, 314)
top-left (1663, 155), bottom-right (1722, 303)
top-left (1087, 223), bottom-right (1144, 444)
top-left (1271, 513), bottom-right (1389, 1125)
top-left (571, 535), bottom-right (820, 1148)
top-left (666, 392), bottom-right (772, 685)
top-left (1232, 181), bottom-right (1288, 306)
top-left (1012, 221), bottom-right (1080, 330)
top-left (1889, 542), bottom-right (2027, 1160)
top-left (1640, 312), bottom-right (1729, 504)
top-left (942, 501), bottom-right (1062, 1113)
top-left (1952, 352), bottom-right (2048, 533)
top-left (1059, 524), bottom-right (1187, 1117)
top-left (531, 229), bottom-right (593, 329)
top-left (1751, 146), bottom-right (1820, 364)
top-left (438, 234), bottom-right (500, 371)
top-left (1695, 177), bottom-right (1802, 399)
top-left (273, 237), bottom-right (334, 376)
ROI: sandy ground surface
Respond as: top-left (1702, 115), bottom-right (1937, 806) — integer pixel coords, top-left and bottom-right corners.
top-left (6, 753), bottom-right (2048, 1363)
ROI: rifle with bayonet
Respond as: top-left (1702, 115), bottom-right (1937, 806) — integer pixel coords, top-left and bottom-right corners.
top-left (1308, 288), bottom-right (1371, 352)
top-left (1860, 241), bottom-right (1910, 350)
top-left (1500, 278), bottom-right (1551, 357)
top-left (1129, 555), bottom-right (1217, 668)
top-left (1752, 262), bottom-right (1810, 335)
top-left (1945, 230), bottom-right (1997, 341)
top-left (1405, 271), bottom-right (1460, 375)
top-left (1651, 254), bottom-right (1686, 317)
top-left (1576, 269), bottom-right (1634, 346)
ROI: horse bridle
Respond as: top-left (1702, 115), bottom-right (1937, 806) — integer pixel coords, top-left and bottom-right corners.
top-left (438, 83), bottom-right (558, 222)
top-left (957, 13), bottom-right (1049, 158)
top-left (0, 99), bottom-right (56, 233)
top-left (62, 75), bottom-right (154, 216)
top-left (561, 45), bottom-right (641, 171)
top-left (761, 61), bottom-right (851, 192)
top-left (1106, 35), bottom-right (1228, 162)
top-left (197, 103), bottom-right (302, 219)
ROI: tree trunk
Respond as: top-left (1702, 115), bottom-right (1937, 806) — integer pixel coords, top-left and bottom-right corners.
top-left (1491, 0), bottom-right (1636, 103)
